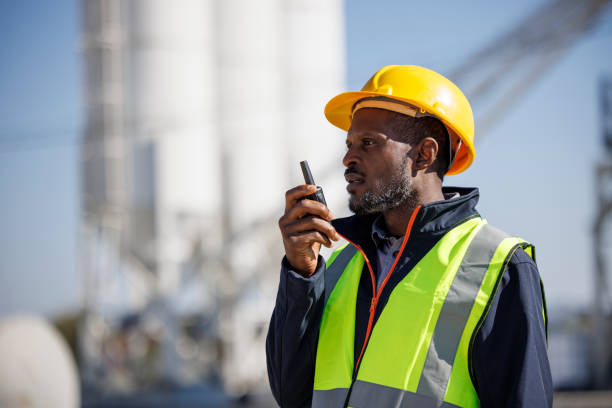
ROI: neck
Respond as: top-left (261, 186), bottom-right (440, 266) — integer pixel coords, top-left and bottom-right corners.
top-left (382, 186), bottom-right (444, 236)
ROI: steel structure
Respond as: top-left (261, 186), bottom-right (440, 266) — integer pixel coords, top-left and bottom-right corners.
top-left (450, 0), bottom-right (612, 138)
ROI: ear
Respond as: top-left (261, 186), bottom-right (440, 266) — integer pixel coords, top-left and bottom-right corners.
top-left (414, 137), bottom-right (439, 171)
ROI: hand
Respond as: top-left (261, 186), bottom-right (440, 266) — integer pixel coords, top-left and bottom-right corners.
top-left (278, 185), bottom-right (340, 277)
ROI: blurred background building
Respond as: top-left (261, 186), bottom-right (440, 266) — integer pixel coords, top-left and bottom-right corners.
top-left (1, 0), bottom-right (612, 406)
top-left (79, 0), bottom-right (345, 400)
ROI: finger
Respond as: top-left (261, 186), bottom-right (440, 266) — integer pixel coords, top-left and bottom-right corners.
top-left (283, 216), bottom-right (339, 241)
top-left (285, 184), bottom-right (317, 211)
top-left (284, 199), bottom-right (333, 222)
top-left (288, 229), bottom-right (333, 248)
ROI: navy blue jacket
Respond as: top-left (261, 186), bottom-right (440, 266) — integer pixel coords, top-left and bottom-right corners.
top-left (266, 187), bottom-right (552, 407)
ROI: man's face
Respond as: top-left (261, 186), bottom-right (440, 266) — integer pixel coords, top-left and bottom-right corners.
top-left (343, 108), bottom-right (416, 215)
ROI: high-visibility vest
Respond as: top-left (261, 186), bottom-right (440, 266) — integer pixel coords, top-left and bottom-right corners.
top-left (312, 217), bottom-right (547, 408)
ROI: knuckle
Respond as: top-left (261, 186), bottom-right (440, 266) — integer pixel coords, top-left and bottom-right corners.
top-left (285, 186), bottom-right (299, 199)
top-left (312, 215), bottom-right (326, 225)
top-left (313, 218), bottom-right (326, 229)
top-left (304, 216), bottom-right (320, 228)
top-left (279, 214), bottom-right (293, 227)
top-left (285, 206), bottom-right (299, 218)
top-left (304, 214), bottom-right (317, 222)
top-left (303, 201), bottom-right (319, 214)
top-left (294, 203), bottom-right (308, 217)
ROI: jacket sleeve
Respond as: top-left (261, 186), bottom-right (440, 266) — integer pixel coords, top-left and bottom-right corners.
top-left (266, 255), bottom-right (326, 408)
top-left (472, 247), bottom-right (553, 408)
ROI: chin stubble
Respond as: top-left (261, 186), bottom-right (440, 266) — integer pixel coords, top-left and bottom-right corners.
top-left (348, 154), bottom-right (416, 215)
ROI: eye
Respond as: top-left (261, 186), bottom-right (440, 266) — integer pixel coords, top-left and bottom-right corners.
top-left (363, 138), bottom-right (374, 146)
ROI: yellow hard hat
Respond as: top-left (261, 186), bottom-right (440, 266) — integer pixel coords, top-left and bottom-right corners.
top-left (324, 65), bottom-right (475, 175)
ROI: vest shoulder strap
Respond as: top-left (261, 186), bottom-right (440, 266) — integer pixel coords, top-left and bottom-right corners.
top-left (324, 244), bottom-right (358, 306)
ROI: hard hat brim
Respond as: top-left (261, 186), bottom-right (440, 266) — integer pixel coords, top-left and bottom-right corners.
top-left (324, 91), bottom-right (474, 175)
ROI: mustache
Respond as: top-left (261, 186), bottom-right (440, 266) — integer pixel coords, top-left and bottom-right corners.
top-left (344, 167), bottom-right (365, 178)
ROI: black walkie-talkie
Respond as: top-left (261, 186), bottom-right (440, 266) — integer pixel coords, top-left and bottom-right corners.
top-left (300, 160), bottom-right (327, 206)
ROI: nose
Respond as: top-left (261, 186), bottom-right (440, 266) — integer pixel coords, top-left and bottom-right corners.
top-left (342, 145), bottom-right (358, 168)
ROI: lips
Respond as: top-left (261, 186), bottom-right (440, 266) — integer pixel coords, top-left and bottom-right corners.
top-left (345, 173), bottom-right (364, 184)
top-left (345, 169), bottom-right (365, 192)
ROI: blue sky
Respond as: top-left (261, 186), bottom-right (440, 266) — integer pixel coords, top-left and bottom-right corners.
top-left (1, 0), bottom-right (611, 317)
top-left (0, 0), bottom-right (80, 317)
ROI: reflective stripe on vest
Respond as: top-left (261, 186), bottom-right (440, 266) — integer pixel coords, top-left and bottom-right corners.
top-left (313, 218), bottom-right (545, 408)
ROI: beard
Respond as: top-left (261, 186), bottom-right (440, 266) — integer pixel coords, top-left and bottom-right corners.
top-left (348, 154), bottom-right (417, 215)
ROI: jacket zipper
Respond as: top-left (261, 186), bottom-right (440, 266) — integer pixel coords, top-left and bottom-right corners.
top-left (336, 205), bottom-right (422, 382)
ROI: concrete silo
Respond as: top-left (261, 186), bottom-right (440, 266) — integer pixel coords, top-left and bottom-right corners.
top-left (81, 0), bottom-right (345, 395)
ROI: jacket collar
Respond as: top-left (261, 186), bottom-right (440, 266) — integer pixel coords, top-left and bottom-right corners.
top-left (331, 186), bottom-right (481, 248)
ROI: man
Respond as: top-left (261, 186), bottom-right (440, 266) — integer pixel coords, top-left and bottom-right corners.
top-left (266, 65), bottom-right (552, 407)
